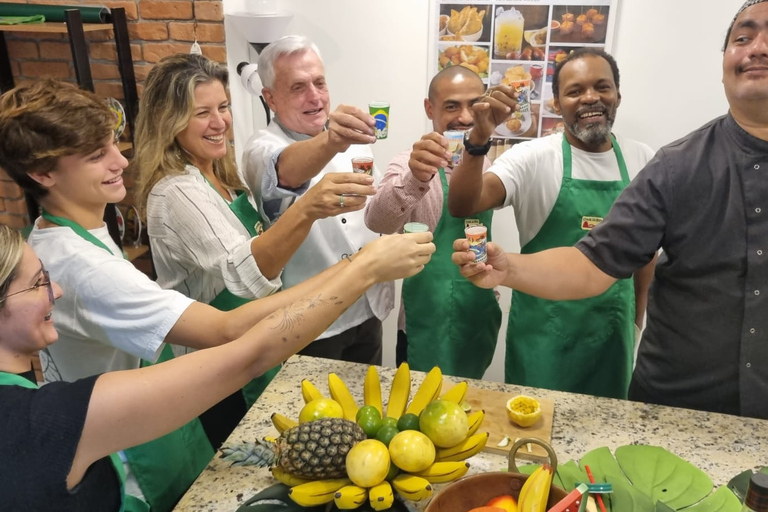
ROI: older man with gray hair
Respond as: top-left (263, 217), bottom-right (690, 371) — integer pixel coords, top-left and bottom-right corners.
top-left (242, 35), bottom-right (392, 365)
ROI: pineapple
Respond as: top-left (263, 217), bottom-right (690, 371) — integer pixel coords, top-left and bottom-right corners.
top-left (220, 418), bottom-right (366, 479)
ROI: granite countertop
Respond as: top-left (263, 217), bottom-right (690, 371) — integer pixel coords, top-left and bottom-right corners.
top-left (174, 355), bottom-right (767, 511)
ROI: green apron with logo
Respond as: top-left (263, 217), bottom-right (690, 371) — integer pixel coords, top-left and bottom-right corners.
top-left (403, 168), bottom-right (501, 378)
top-left (41, 211), bottom-right (213, 512)
top-left (0, 371), bottom-right (149, 512)
top-left (204, 185), bottom-right (280, 407)
top-left (505, 136), bottom-right (635, 399)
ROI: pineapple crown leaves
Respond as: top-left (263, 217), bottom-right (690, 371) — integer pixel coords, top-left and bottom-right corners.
top-left (220, 439), bottom-right (278, 467)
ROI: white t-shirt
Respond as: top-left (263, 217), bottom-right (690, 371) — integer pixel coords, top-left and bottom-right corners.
top-left (147, 164), bottom-right (281, 304)
top-left (490, 133), bottom-right (655, 246)
top-left (28, 220), bottom-right (194, 382)
top-left (241, 121), bottom-right (394, 339)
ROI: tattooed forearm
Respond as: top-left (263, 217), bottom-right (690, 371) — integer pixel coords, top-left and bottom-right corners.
top-left (268, 294), bottom-right (345, 333)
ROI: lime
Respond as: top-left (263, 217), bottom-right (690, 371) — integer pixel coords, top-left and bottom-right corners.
top-left (385, 463), bottom-right (400, 481)
top-left (299, 398), bottom-right (344, 423)
top-left (375, 425), bottom-right (400, 447)
top-left (381, 417), bottom-right (398, 429)
top-left (419, 399), bottom-right (469, 447)
top-left (397, 413), bottom-right (420, 432)
top-left (356, 405), bottom-right (381, 423)
top-left (358, 414), bottom-right (383, 438)
top-left (460, 400), bottom-right (472, 412)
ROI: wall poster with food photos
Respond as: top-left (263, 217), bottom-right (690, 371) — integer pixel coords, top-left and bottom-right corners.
top-left (431, 0), bottom-right (619, 162)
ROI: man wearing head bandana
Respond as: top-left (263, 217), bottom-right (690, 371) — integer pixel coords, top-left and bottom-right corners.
top-left (451, 0), bottom-right (768, 419)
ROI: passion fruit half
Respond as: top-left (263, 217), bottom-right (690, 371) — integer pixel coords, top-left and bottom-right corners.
top-left (506, 395), bottom-right (541, 427)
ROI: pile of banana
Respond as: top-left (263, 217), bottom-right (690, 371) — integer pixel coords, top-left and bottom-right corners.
top-left (268, 364), bottom-right (489, 509)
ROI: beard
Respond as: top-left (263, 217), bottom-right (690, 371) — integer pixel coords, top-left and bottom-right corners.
top-left (566, 103), bottom-right (616, 149)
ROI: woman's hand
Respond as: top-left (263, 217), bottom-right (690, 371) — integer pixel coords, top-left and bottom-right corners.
top-left (353, 232), bottom-right (435, 283)
top-left (297, 172), bottom-right (376, 220)
top-left (451, 239), bottom-right (509, 289)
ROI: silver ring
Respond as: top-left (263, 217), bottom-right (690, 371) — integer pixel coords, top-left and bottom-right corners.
top-left (485, 89), bottom-right (493, 97)
top-left (339, 194), bottom-right (344, 208)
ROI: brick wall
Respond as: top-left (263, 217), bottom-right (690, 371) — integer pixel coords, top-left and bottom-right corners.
top-left (0, 0), bottom-right (227, 228)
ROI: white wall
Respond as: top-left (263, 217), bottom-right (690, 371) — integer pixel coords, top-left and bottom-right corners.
top-left (222, 0), bottom-right (744, 380)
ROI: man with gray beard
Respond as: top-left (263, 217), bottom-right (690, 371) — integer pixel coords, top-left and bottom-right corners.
top-left (448, 48), bottom-right (655, 399)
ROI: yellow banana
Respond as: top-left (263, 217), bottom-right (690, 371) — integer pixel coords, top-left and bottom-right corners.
top-left (288, 478), bottom-right (351, 507)
top-left (271, 412), bottom-right (297, 433)
top-left (405, 366), bottom-right (443, 415)
top-left (301, 379), bottom-right (324, 404)
top-left (518, 464), bottom-right (553, 512)
top-left (391, 474), bottom-right (433, 501)
top-left (364, 365), bottom-right (383, 415)
top-left (440, 381), bottom-right (468, 404)
top-left (385, 362), bottom-right (411, 419)
top-left (435, 432), bottom-right (489, 462)
top-left (369, 480), bottom-right (394, 511)
top-left (333, 484), bottom-right (368, 510)
top-left (328, 373), bottom-right (359, 421)
top-left (466, 410), bottom-right (485, 437)
top-left (412, 461), bottom-right (470, 483)
top-left (270, 467), bottom-right (311, 487)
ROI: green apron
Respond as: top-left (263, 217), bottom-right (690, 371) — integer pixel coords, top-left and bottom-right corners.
top-left (41, 211), bottom-right (213, 512)
top-left (0, 371), bottom-right (149, 512)
top-left (403, 168), bottom-right (501, 378)
top-left (505, 135), bottom-right (635, 399)
top-left (204, 184), bottom-right (280, 408)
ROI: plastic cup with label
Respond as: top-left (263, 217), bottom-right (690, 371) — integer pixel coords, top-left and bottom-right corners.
top-left (444, 130), bottom-right (465, 167)
top-left (369, 102), bottom-right (390, 139)
top-left (351, 156), bottom-right (374, 175)
top-left (494, 7), bottom-right (524, 59)
top-left (465, 225), bottom-right (488, 264)
top-left (404, 222), bottom-right (429, 234)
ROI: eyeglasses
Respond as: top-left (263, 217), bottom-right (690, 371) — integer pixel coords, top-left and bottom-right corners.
top-left (0, 265), bottom-right (54, 305)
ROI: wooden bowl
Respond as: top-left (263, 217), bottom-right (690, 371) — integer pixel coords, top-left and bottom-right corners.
top-left (425, 438), bottom-right (567, 512)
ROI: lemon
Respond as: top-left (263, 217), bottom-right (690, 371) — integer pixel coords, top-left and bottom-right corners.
top-left (346, 439), bottom-right (391, 487)
top-left (418, 399), bottom-right (469, 448)
top-left (506, 395), bottom-right (541, 427)
top-left (298, 398), bottom-right (344, 423)
top-left (388, 430), bottom-right (435, 472)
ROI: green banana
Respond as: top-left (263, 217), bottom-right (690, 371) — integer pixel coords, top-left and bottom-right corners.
top-left (369, 480), bottom-right (394, 511)
top-left (465, 409), bottom-right (485, 437)
top-left (271, 412), bottom-right (297, 433)
top-left (412, 461), bottom-right (470, 483)
top-left (270, 467), bottom-right (311, 487)
top-left (333, 484), bottom-right (368, 510)
top-left (440, 381), bottom-right (468, 404)
top-left (328, 373), bottom-right (359, 421)
top-left (364, 365), bottom-right (383, 415)
top-left (391, 474), bottom-right (433, 501)
top-left (386, 362), bottom-right (411, 419)
top-left (288, 478), bottom-right (351, 507)
top-left (405, 366), bottom-right (443, 415)
top-left (301, 379), bottom-right (324, 403)
top-left (434, 432), bottom-right (488, 462)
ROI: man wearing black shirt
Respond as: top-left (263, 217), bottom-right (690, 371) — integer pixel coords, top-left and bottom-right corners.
top-left (452, 0), bottom-right (768, 420)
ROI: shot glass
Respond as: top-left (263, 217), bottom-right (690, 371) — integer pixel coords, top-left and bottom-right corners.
top-left (465, 225), bottom-right (488, 264)
top-left (369, 102), bottom-right (390, 139)
top-left (444, 130), bottom-right (465, 168)
top-left (351, 156), bottom-right (374, 175)
top-left (404, 222), bottom-right (429, 234)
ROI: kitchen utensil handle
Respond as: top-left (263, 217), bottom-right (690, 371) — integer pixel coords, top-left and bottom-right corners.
top-left (507, 437), bottom-right (558, 473)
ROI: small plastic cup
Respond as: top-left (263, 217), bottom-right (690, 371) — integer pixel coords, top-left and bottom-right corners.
top-left (465, 225), bottom-right (488, 263)
top-left (351, 156), bottom-right (374, 175)
top-left (403, 222), bottom-right (429, 234)
top-left (444, 130), bottom-right (465, 167)
top-left (511, 79), bottom-right (532, 114)
top-left (369, 102), bottom-right (390, 139)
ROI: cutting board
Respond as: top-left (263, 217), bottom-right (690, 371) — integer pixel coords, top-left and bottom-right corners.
top-left (453, 382), bottom-right (555, 462)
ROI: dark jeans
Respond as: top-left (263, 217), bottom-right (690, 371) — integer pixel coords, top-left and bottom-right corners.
top-left (396, 329), bottom-right (408, 367)
top-left (198, 391), bottom-right (246, 450)
top-left (299, 316), bottom-right (383, 365)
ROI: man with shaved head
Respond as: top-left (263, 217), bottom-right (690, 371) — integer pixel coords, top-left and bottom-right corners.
top-left (365, 66), bottom-right (501, 378)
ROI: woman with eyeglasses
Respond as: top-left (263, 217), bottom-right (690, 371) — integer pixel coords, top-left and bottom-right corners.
top-left (0, 223), bottom-right (432, 512)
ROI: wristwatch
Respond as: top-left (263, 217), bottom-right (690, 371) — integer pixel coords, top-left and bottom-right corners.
top-left (463, 130), bottom-right (492, 156)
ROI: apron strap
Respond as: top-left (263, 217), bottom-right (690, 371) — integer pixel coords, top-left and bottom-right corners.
top-left (41, 209), bottom-right (122, 258)
top-left (561, 134), bottom-right (630, 184)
